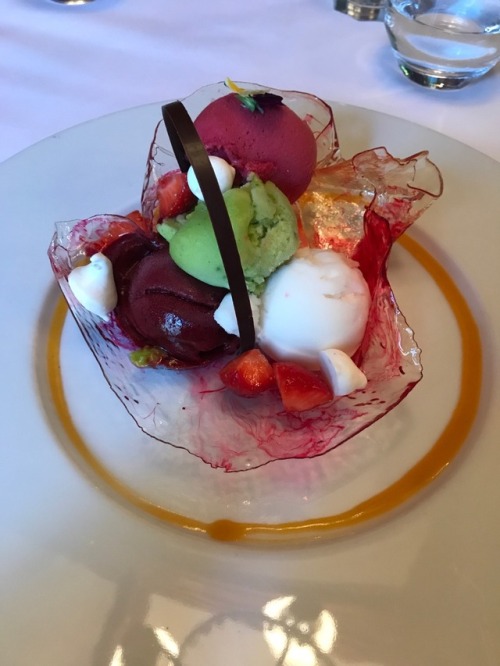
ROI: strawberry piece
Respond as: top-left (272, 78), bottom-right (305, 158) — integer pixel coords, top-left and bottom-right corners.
top-left (157, 169), bottom-right (196, 218)
top-left (274, 362), bottom-right (333, 412)
top-left (126, 209), bottom-right (150, 232)
top-left (84, 219), bottom-right (139, 256)
top-left (220, 349), bottom-right (275, 397)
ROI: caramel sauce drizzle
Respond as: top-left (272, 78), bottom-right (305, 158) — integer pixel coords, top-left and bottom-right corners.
top-left (46, 235), bottom-right (482, 543)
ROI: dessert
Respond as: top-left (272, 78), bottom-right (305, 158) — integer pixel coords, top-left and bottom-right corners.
top-left (104, 233), bottom-right (238, 367)
top-left (257, 248), bottom-right (371, 368)
top-left (158, 174), bottom-right (299, 293)
top-left (48, 81), bottom-right (443, 471)
top-left (193, 83), bottom-right (317, 202)
top-left (67, 252), bottom-right (117, 320)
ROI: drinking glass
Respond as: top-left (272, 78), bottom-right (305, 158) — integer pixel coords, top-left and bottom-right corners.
top-left (385, 0), bottom-right (500, 89)
top-left (49, 0), bottom-right (95, 4)
top-left (334, 0), bottom-right (387, 21)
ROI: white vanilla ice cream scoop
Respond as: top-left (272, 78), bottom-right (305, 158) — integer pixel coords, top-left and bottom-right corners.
top-left (68, 252), bottom-right (117, 320)
top-left (258, 248), bottom-right (370, 369)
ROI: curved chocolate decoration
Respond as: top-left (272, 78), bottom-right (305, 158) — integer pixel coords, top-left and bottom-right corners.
top-left (161, 101), bottom-right (255, 353)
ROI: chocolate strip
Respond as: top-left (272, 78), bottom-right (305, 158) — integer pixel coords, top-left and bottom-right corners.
top-left (161, 101), bottom-right (255, 352)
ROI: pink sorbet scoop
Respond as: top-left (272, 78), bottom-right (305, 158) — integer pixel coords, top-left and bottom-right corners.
top-left (194, 93), bottom-right (317, 203)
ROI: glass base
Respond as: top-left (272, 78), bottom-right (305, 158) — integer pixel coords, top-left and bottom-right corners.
top-left (49, 0), bottom-right (94, 4)
top-left (334, 0), bottom-right (386, 21)
top-left (394, 57), bottom-right (491, 90)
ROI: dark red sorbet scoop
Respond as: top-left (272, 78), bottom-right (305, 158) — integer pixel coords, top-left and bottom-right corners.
top-left (104, 233), bottom-right (238, 366)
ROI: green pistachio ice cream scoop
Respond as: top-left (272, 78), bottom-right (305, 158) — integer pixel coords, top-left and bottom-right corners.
top-left (158, 174), bottom-right (299, 294)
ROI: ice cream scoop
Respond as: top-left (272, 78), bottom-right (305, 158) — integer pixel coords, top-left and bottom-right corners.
top-left (104, 233), bottom-right (237, 366)
top-left (258, 248), bottom-right (371, 369)
top-left (194, 92), bottom-right (317, 202)
top-left (158, 174), bottom-right (299, 294)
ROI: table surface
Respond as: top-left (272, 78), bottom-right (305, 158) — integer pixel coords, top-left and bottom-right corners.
top-left (2, 0), bottom-right (500, 166)
top-left (2, 2), bottom-right (500, 666)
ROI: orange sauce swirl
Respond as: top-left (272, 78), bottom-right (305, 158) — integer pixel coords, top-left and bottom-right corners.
top-left (46, 235), bottom-right (482, 543)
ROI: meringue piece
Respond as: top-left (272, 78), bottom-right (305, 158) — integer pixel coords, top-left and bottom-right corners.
top-left (68, 253), bottom-right (117, 320)
top-left (187, 155), bottom-right (235, 201)
top-left (319, 348), bottom-right (367, 397)
top-left (214, 292), bottom-right (261, 337)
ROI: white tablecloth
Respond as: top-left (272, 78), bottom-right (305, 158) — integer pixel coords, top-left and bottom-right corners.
top-left (2, 0), bottom-right (500, 165)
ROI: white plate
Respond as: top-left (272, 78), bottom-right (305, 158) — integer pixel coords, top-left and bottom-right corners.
top-left (1, 100), bottom-right (499, 664)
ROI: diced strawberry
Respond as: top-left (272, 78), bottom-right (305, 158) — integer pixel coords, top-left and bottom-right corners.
top-left (126, 209), bottom-right (150, 232)
top-left (84, 219), bottom-right (139, 256)
top-left (274, 362), bottom-right (333, 412)
top-left (157, 169), bottom-right (196, 218)
top-left (220, 349), bottom-right (276, 397)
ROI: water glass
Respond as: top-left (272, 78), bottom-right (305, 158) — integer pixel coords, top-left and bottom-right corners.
top-left (334, 0), bottom-right (387, 21)
top-left (385, 0), bottom-right (500, 89)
